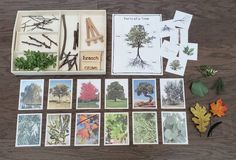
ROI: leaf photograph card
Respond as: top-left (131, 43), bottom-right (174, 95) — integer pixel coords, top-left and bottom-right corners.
top-left (47, 79), bottom-right (73, 109)
top-left (160, 78), bottom-right (185, 109)
top-left (132, 79), bottom-right (157, 109)
top-left (173, 10), bottom-right (193, 30)
top-left (74, 113), bottom-right (100, 146)
top-left (179, 43), bottom-right (198, 60)
top-left (132, 112), bottom-right (158, 144)
top-left (165, 57), bottom-right (187, 76)
top-left (105, 79), bottom-right (129, 109)
top-left (15, 113), bottom-right (42, 147)
top-left (19, 79), bottom-right (44, 110)
top-left (45, 113), bottom-right (71, 146)
top-left (112, 14), bottom-right (163, 75)
top-left (160, 40), bottom-right (179, 59)
top-left (104, 112), bottom-right (129, 146)
top-left (76, 79), bottom-right (101, 109)
top-left (161, 111), bottom-right (188, 144)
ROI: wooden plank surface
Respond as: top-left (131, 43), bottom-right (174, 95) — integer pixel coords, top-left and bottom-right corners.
top-left (0, 0), bottom-right (236, 159)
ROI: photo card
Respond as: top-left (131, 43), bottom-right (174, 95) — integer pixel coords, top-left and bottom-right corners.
top-left (165, 57), bottom-right (187, 76)
top-left (47, 79), bottom-right (73, 109)
top-left (105, 79), bottom-right (129, 109)
top-left (160, 78), bottom-right (186, 109)
top-left (76, 79), bottom-right (101, 109)
top-left (19, 79), bottom-right (44, 110)
top-left (112, 14), bottom-right (163, 75)
top-left (170, 27), bottom-right (189, 44)
top-left (161, 111), bottom-right (188, 144)
top-left (159, 20), bottom-right (175, 38)
top-left (45, 113), bottom-right (71, 146)
top-left (173, 10), bottom-right (193, 29)
top-left (132, 111), bottom-right (158, 144)
top-left (74, 113), bottom-right (100, 146)
top-left (104, 112), bottom-right (129, 146)
top-left (160, 40), bottom-right (179, 59)
top-left (132, 79), bottom-right (157, 109)
top-left (179, 43), bottom-right (198, 61)
top-left (15, 113), bottom-right (42, 147)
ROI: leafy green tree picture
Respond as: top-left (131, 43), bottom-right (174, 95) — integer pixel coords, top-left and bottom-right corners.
top-left (135, 82), bottom-right (154, 103)
top-left (133, 112), bottom-right (157, 144)
top-left (183, 46), bottom-right (194, 55)
top-left (125, 25), bottom-right (155, 68)
top-left (105, 113), bottom-right (128, 145)
top-left (16, 114), bottom-right (42, 146)
top-left (50, 84), bottom-right (69, 102)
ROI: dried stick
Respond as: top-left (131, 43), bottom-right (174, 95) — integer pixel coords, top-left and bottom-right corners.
top-left (21, 41), bottom-right (42, 47)
top-left (42, 34), bottom-right (58, 46)
top-left (28, 36), bottom-right (51, 49)
top-left (60, 15), bottom-right (67, 60)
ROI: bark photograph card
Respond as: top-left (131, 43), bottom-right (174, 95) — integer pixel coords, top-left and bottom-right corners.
top-left (15, 113), bottom-right (42, 147)
top-left (112, 14), bottom-right (163, 75)
top-left (160, 78), bottom-right (186, 109)
top-left (132, 79), bottom-right (157, 109)
top-left (19, 79), bottom-right (44, 110)
top-left (47, 79), bottom-right (73, 109)
top-left (76, 79), bottom-right (101, 109)
top-left (132, 112), bottom-right (158, 144)
top-left (105, 79), bottom-right (129, 109)
top-left (74, 113), bottom-right (100, 146)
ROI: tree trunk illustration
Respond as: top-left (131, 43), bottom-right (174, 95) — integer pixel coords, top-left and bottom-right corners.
top-left (143, 92), bottom-right (153, 103)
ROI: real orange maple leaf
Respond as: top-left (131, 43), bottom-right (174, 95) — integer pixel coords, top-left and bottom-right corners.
top-left (210, 99), bottom-right (228, 117)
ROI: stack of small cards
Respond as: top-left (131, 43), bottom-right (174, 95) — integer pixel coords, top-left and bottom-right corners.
top-left (159, 10), bottom-right (198, 76)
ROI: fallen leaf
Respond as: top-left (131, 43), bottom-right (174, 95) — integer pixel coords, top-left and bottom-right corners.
top-left (191, 81), bottom-right (208, 97)
top-left (190, 103), bottom-right (211, 133)
top-left (210, 99), bottom-right (228, 117)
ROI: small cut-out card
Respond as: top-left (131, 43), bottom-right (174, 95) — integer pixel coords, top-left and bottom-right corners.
top-left (105, 79), bottom-right (129, 109)
top-left (179, 43), bottom-right (198, 61)
top-left (79, 51), bottom-right (102, 71)
top-left (132, 112), bottom-right (158, 144)
top-left (76, 79), bottom-right (101, 109)
top-left (170, 27), bottom-right (189, 44)
top-left (160, 40), bottom-right (179, 59)
top-left (74, 113), bottom-right (100, 146)
top-left (159, 20), bottom-right (175, 38)
top-left (132, 79), bottom-right (157, 109)
top-left (15, 113), bottom-right (42, 147)
top-left (161, 111), bottom-right (188, 144)
top-left (47, 79), bottom-right (73, 109)
top-left (45, 113), bottom-right (71, 146)
top-left (104, 112), bottom-right (129, 146)
top-left (160, 78), bottom-right (186, 109)
top-left (173, 10), bottom-right (193, 30)
top-left (165, 57), bottom-right (187, 76)
top-left (19, 79), bottom-right (44, 110)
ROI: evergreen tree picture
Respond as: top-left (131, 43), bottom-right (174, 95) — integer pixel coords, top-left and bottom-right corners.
top-left (160, 78), bottom-right (185, 109)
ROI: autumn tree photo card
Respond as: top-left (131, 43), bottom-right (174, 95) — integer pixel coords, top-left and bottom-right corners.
top-left (47, 79), bottom-right (73, 109)
top-left (76, 79), bottom-right (101, 109)
top-left (19, 79), bottom-right (44, 110)
top-left (160, 78), bottom-right (186, 109)
top-left (45, 113), bottom-right (71, 146)
top-left (74, 113), bottom-right (100, 146)
top-left (15, 113), bottom-right (42, 147)
top-left (161, 111), bottom-right (188, 144)
top-left (111, 14), bottom-right (163, 75)
top-left (105, 79), bottom-right (129, 109)
top-left (132, 79), bottom-right (157, 109)
top-left (132, 112), bottom-right (158, 144)
top-left (104, 112), bottom-right (129, 146)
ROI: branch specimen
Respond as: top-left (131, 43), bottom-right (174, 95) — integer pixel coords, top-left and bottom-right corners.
top-left (59, 52), bottom-right (78, 71)
top-left (15, 50), bottom-right (57, 71)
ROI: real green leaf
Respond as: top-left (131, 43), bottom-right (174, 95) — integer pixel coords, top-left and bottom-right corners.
top-left (191, 81), bottom-right (208, 97)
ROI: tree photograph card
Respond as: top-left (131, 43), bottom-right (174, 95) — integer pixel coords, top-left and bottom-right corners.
top-left (15, 113), bottom-right (42, 147)
top-left (74, 113), bottom-right (100, 146)
top-left (45, 113), bottom-right (71, 146)
top-left (18, 79), bottom-right (44, 110)
top-left (105, 79), bottom-right (129, 109)
top-left (165, 56), bottom-right (188, 76)
top-left (76, 79), bottom-right (101, 109)
top-left (161, 111), bottom-right (188, 144)
top-left (132, 112), bottom-right (158, 145)
top-left (112, 14), bottom-right (163, 75)
top-left (104, 112), bottom-right (129, 146)
top-left (179, 43), bottom-right (198, 61)
top-left (132, 79), bottom-right (157, 109)
top-left (160, 78), bottom-right (186, 109)
top-left (47, 79), bottom-right (73, 109)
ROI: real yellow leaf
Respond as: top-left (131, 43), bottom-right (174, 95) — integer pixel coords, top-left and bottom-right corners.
top-left (190, 103), bottom-right (211, 133)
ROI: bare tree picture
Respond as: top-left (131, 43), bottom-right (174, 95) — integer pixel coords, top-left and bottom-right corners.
top-left (125, 25), bottom-right (155, 68)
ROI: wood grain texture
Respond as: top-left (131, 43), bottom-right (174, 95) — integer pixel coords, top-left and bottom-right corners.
top-left (0, 0), bottom-right (236, 159)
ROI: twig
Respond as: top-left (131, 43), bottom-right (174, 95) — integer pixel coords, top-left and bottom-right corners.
top-left (60, 15), bottom-right (67, 60)
top-left (28, 36), bottom-right (51, 49)
top-left (42, 34), bottom-right (58, 46)
top-left (21, 41), bottom-right (42, 47)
